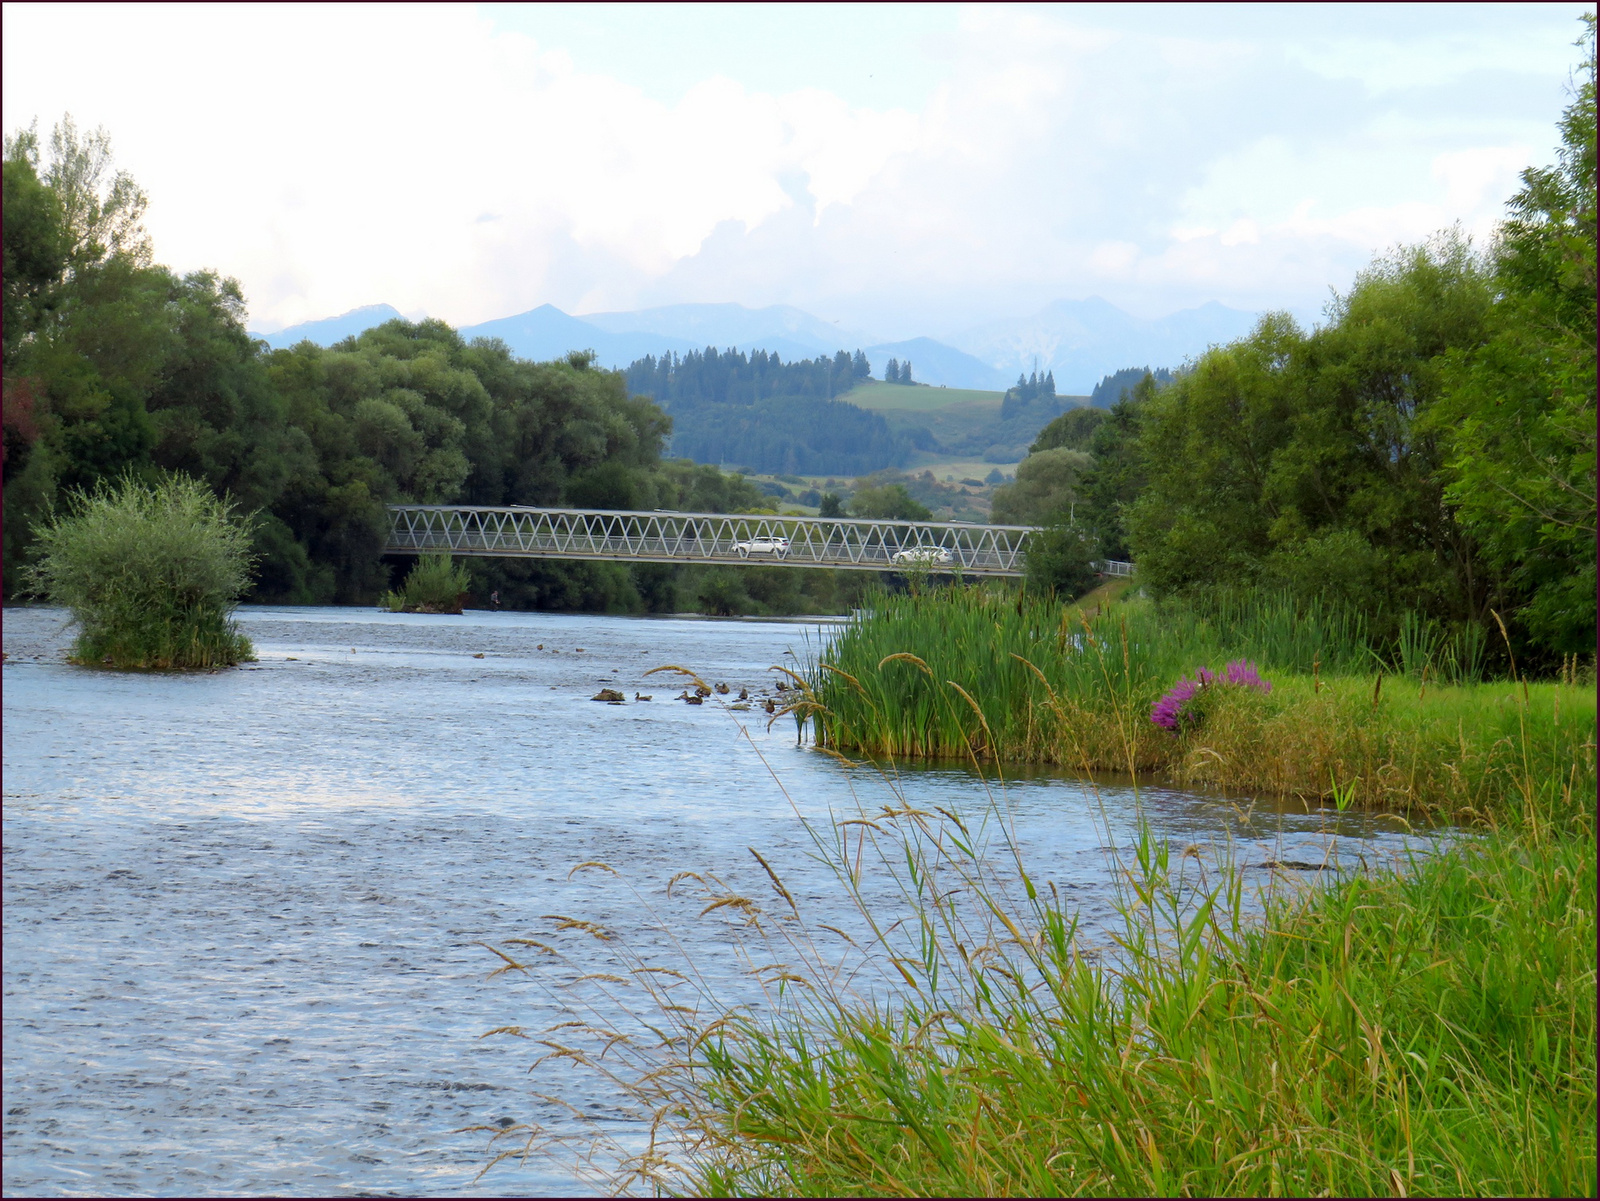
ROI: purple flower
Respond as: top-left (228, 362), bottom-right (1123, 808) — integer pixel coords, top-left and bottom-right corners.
top-left (1150, 660), bottom-right (1270, 731)
top-left (1223, 659), bottom-right (1272, 692)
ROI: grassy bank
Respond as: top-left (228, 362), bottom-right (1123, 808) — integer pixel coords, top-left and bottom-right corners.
top-left (675, 821), bottom-right (1596, 1198)
top-left (807, 587), bottom-right (1594, 825)
top-left (479, 587), bottom-right (1596, 1196)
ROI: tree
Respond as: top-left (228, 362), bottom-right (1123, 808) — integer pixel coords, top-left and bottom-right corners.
top-left (989, 447), bottom-right (1093, 525)
top-left (818, 491), bottom-right (845, 517)
top-left (1024, 521), bottom-right (1098, 599)
top-left (1076, 378), bottom-right (1152, 559)
top-left (886, 358), bottom-right (901, 384)
top-left (1029, 405), bottom-right (1105, 453)
top-left (901, 361), bottom-right (914, 385)
top-left (1430, 13), bottom-right (1596, 656)
top-left (849, 482), bottom-right (930, 520)
top-left (2, 154), bottom-right (68, 367)
top-left (1127, 239), bottom-right (1499, 628)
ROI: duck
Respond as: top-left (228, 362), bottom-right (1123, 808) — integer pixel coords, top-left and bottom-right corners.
top-left (738, 687), bottom-right (749, 700)
top-left (635, 693), bottom-right (652, 702)
top-left (764, 698), bottom-right (776, 714)
top-left (714, 682), bottom-right (730, 694)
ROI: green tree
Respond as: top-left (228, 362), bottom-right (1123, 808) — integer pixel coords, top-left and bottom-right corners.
top-left (1076, 380), bottom-right (1150, 559)
top-left (850, 482), bottom-right (930, 520)
top-left (1029, 405), bottom-right (1105, 453)
top-left (2, 154), bottom-right (68, 366)
top-left (1430, 14), bottom-right (1596, 656)
top-left (1024, 521), bottom-right (1098, 600)
top-left (989, 446), bottom-right (1093, 525)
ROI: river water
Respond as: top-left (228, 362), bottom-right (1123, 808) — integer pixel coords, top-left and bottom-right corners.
top-left (4, 605), bottom-right (1438, 1196)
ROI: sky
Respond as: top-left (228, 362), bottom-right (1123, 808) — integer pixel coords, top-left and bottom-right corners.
top-left (3, 2), bottom-right (1589, 338)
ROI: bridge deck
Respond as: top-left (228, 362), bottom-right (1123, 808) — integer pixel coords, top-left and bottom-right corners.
top-left (385, 506), bottom-right (1041, 576)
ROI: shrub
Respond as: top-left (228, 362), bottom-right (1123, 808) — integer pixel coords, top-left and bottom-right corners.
top-left (1023, 521), bottom-right (1098, 599)
top-left (25, 472), bottom-right (255, 669)
top-left (399, 553), bottom-right (471, 613)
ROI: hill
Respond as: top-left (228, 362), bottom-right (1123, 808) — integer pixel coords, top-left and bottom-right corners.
top-left (249, 304), bottom-right (405, 348)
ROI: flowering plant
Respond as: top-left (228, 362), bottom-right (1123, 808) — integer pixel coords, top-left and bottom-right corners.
top-left (1150, 659), bottom-right (1271, 732)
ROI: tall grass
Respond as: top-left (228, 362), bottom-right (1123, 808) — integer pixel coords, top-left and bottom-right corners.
top-left (24, 471), bottom-right (255, 669)
top-left (808, 587), bottom-right (1594, 824)
top-left (470, 597), bottom-right (1596, 1197)
top-left (382, 553), bottom-right (471, 613)
top-left (473, 693), bottom-right (1595, 1197)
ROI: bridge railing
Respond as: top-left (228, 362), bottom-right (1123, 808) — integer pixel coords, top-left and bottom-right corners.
top-left (384, 506), bottom-right (1042, 576)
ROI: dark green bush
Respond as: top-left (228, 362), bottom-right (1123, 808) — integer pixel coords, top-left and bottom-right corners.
top-left (26, 472), bottom-right (255, 668)
top-left (396, 553), bottom-right (471, 613)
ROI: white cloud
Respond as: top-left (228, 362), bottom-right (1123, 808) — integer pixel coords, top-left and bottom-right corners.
top-left (1, 1), bottom-right (1586, 334)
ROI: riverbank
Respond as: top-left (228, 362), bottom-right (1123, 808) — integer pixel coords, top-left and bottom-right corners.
top-left (557, 588), bottom-right (1596, 1196)
top-left (806, 588), bottom-right (1595, 827)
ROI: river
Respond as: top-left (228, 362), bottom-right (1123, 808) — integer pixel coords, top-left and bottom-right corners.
top-left (3, 604), bottom-right (1438, 1196)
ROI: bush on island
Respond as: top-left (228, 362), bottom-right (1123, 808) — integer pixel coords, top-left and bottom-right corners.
top-left (25, 472), bottom-right (256, 669)
top-left (387, 553), bottom-right (471, 614)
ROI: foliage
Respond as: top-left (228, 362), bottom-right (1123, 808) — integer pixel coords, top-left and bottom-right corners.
top-left (1428, 14), bottom-right (1596, 655)
top-left (1022, 521), bottom-right (1098, 600)
top-left (24, 471), bottom-right (255, 668)
top-left (1028, 403), bottom-right (1105, 453)
top-left (989, 445), bottom-right (1092, 525)
top-left (1073, 378), bottom-right (1152, 559)
top-left (1, 115), bottom-right (806, 614)
top-left (1127, 241), bottom-right (1499, 634)
top-left (999, 367), bottom-right (1056, 419)
top-left (1089, 364), bottom-right (1173, 408)
top-left (623, 347), bottom-right (906, 475)
top-left (390, 553), bottom-right (471, 614)
top-left (847, 481), bottom-right (931, 521)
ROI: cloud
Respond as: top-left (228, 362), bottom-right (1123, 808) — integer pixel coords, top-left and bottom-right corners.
top-left (2, 1), bottom-right (1586, 334)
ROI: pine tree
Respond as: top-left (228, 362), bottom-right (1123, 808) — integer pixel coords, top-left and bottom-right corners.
top-left (902, 361), bottom-right (914, 384)
top-left (886, 358), bottom-right (901, 383)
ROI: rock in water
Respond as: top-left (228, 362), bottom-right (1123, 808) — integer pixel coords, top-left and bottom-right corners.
top-left (591, 688), bottom-right (626, 703)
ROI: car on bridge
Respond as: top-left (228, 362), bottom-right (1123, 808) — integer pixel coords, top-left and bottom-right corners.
top-left (891, 546), bottom-right (953, 567)
top-left (734, 535), bottom-right (790, 558)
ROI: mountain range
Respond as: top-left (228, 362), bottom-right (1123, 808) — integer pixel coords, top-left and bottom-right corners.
top-left (250, 297), bottom-right (1260, 392)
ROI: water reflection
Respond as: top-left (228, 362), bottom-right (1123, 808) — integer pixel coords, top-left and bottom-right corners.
top-left (3, 605), bottom-right (1441, 1196)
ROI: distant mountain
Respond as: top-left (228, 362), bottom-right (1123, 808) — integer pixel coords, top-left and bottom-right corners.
top-left (457, 304), bottom-right (701, 368)
top-left (862, 337), bottom-right (1009, 390)
top-left (249, 304), bottom-right (404, 349)
top-left (248, 297), bottom-right (1261, 395)
top-left (581, 302), bottom-right (875, 356)
top-left (948, 297), bottom-right (1258, 393)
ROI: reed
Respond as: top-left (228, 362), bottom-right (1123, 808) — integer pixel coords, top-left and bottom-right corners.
top-left (808, 587), bottom-right (1594, 826)
top-left (23, 471), bottom-right (255, 669)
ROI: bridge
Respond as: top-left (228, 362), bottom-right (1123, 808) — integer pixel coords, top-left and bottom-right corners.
top-left (384, 505), bottom-right (1051, 576)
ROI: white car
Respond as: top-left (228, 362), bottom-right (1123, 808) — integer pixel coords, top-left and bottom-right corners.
top-left (891, 546), bottom-right (953, 566)
top-left (734, 536), bottom-right (790, 558)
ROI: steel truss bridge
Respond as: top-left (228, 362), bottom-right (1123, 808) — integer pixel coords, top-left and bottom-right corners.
top-left (384, 505), bottom-right (1072, 577)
